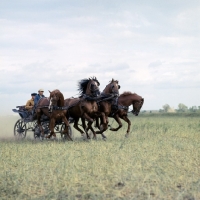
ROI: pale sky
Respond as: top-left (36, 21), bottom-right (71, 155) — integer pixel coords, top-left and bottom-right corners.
top-left (0, 0), bottom-right (200, 114)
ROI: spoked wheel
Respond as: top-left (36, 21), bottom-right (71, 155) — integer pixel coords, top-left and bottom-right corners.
top-left (34, 122), bottom-right (50, 140)
top-left (60, 124), bottom-right (74, 140)
top-left (14, 119), bottom-right (27, 139)
top-left (33, 125), bottom-right (41, 139)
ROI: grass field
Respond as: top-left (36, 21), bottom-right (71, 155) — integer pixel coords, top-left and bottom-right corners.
top-left (0, 114), bottom-right (200, 200)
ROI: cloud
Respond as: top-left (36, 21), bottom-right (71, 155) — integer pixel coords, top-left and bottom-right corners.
top-left (148, 60), bottom-right (162, 68)
top-left (0, 0), bottom-right (200, 113)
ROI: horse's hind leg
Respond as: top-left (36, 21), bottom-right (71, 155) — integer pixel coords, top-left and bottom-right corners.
top-left (62, 115), bottom-right (72, 141)
top-left (122, 115), bottom-right (131, 138)
top-left (73, 118), bottom-right (85, 136)
top-left (110, 114), bottom-right (123, 131)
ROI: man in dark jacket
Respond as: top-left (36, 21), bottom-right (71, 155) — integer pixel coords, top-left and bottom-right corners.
top-left (34, 89), bottom-right (45, 106)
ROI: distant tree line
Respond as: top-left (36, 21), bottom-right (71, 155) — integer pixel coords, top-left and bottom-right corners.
top-left (159, 103), bottom-right (200, 113)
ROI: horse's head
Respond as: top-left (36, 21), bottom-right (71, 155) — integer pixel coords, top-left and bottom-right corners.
top-left (103, 78), bottom-right (120, 96)
top-left (78, 77), bottom-right (100, 97)
top-left (48, 89), bottom-right (64, 112)
top-left (132, 96), bottom-right (144, 116)
top-left (88, 77), bottom-right (100, 97)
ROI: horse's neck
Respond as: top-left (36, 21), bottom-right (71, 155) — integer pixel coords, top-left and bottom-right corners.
top-left (57, 94), bottom-right (64, 107)
top-left (102, 85), bottom-right (110, 94)
top-left (118, 94), bottom-right (135, 106)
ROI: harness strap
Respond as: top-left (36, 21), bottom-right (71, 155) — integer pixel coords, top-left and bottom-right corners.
top-left (118, 105), bottom-right (129, 110)
top-left (51, 99), bottom-right (82, 111)
top-left (36, 105), bottom-right (49, 109)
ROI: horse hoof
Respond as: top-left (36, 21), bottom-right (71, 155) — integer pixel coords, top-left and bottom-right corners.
top-left (125, 134), bottom-right (129, 138)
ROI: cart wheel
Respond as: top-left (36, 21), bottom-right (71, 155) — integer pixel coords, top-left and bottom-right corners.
top-left (34, 122), bottom-right (49, 140)
top-left (33, 125), bottom-right (41, 139)
top-left (60, 124), bottom-right (74, 140)
top-left (14, 119), bottom-right (27, 139)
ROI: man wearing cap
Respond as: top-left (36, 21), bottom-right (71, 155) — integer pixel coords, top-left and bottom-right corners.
top-left (34, 89), bottom-right (45, 106)
top-left (25, 93), bottom-right (37, 111)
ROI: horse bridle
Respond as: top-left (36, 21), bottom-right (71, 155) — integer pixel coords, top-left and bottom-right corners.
top-left (110, 82), bottom-right (119, 96)
top-left (90, 81), bottom-right (100, 97)
top-left (131, 99), bottom-right (144, 116)
top-left (48, 94), bottom-right (59, 113)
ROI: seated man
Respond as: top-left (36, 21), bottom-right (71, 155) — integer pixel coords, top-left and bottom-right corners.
top-left (25, 93), bottom-right (37, 112)
top-left (34, 89), bottom-right (45, 107)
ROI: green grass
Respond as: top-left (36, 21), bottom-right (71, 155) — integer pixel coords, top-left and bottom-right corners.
top-left (0, 114), bottom-right (200, 199)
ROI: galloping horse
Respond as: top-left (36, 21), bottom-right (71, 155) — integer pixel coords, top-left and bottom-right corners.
top-left (47, 89), bottom-right (72, 140)
top-left (109, 92), bottom-right (144, 137)
top-left (91, 79), bottom-right (120, 135)
top-left (65, 77), bottom-right (101, 139)
top-left (35, 89), bottom-right (71, 140)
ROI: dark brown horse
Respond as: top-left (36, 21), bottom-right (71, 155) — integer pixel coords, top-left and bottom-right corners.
top-left (47, 89), bottom-right (72, 140)
top-left (65, 78), bottom-right (120, 139)
top-left (109, 92), bottom-right (144, 137)
top-left (65, 77), bottom-right (101, 139)
top-left (91, 79), bottom-right (120, 136)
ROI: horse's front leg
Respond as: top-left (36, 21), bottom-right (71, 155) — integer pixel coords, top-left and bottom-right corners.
top-left (83, 112), bottom-right (94, 122)
top-left (47, 118), bottom-right (56, 139)
top-left (110, 114), bottom-right (123, 131)
top-left (95, 117), bottom-right (100, 129)
top-left (81, 117), bottom-right (86, 131)
top-left (121, 115), bottom-right (131, 137)
top-left (62, 115), bottom-right (72, 141)
top-left (86, 121), bottom-right (96, 140)
top-left (96, 113), bottom-right (108, 139)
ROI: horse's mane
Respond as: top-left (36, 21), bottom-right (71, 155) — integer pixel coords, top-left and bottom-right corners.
top-left (78, 77), bottom-right (100, 95)
top-left (108, 79), bottom-right (118, 83)
top-left (120, 91), bottom-right (136, 96)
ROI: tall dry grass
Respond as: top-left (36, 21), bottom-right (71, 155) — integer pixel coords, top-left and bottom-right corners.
top-left (0, 114), bottom-right (199, 199)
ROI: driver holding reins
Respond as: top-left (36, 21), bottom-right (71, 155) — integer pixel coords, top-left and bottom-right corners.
top-left (34, 89), bottom-right (45, 106)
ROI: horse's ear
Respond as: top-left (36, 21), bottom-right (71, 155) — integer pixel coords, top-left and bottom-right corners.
top-left (48, 90), bottom-right (51, 93)
top-left (118, 85), bottom-right (120, 89)
top-left (112, 78), bottom-right (114, 82)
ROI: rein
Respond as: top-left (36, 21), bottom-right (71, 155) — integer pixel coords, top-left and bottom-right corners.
top-left (50, 99), bottom-right (82, 111)
top-left (36, 105), bottom-right (49, 109)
